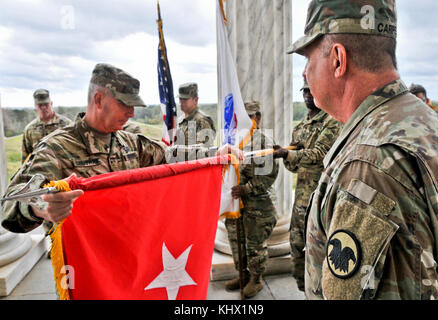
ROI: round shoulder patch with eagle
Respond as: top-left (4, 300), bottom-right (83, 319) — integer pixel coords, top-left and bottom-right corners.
top-left (326, 230), bottom-right (362, 279)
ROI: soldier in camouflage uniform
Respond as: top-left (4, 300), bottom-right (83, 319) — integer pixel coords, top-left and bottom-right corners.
top-left (22, 89), bottom-right (73, 163)
top-left (168, 83), bottom-right (216, 162)
top-left (224, 101), bottom-right (278, 298)
top-left (1, 63), bottom-right (166, 234)
top-left (35, 111), bottom-right (140, 238)
top-left (273, 80), bottom-right (342, 291)
top-left (22, 89), bottom-right (73, 237)
top-left (409, 83), bottom-right (438, 113)
top-left (289, 0), bottom-right (438, 299)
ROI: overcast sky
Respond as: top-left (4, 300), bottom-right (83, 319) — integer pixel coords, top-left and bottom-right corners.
top-left (0, 0), bottom-right (437, 108)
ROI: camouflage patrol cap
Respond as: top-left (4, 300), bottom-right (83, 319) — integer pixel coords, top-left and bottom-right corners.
top-left (287, 0), bottom-right (397, 55)
top-left (409, 83), bottom-right (427, 96)
top-left (178, 83), bottom-right (198, 99)
top-left (244, 101), bottom-right (261, 116)
top-left (33, 89), bottom-right (51, 105)
top-left (90, 63), bottom-right (146, 107)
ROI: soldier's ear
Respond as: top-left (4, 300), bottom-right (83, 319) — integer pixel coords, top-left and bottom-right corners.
top-left (332, 43), bottom-right (347, 79)
top-left (93, 91), bottom-right (104, 108)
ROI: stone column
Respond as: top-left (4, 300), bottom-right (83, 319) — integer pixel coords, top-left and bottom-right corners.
top-left (0, 95), bottom-right (32, 269)
top-left (215, 0), bottom-right (293, 260)
top-left (0, 94), bottom-right (46, 296)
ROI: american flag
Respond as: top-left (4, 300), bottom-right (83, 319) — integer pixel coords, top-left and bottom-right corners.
top-left (157, 2), bottom-right (177, 146)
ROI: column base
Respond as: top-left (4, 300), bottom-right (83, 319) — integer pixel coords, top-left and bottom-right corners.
top-left (0, 234), bottom-right (48, 297)
top-left (210, 249), bottom-right (292, 281)
top-left (214, 214), bottom-right (292, 257)
top-left (212, 213), bottom-right (292, 281)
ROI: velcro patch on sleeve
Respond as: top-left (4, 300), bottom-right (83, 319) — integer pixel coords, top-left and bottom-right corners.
top-left (347, 179), bottom-right (377, 204)
top-left (347, 179), bottom-right (395, 216)
top-left (322, 189), bottom-right (399, 300)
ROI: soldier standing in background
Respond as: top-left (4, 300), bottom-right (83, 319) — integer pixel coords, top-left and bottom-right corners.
top-left (22, 89), bottom-right (73, 163)
top-left (289, 0), bottom-right (438, 299)
top-left (409, 83), bottom-right (438, 112)
top-left (224, 101), bottom-right (278, 298)
top-left (21, 89), bottom-right (73, 237)
top-left (273, 80), bottom-right (342, 291)
top-left (169, 83), bottom-right (217, 162)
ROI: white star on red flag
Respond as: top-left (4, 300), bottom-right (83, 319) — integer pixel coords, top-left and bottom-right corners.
top-left (144, 243), bottom-right (197, 300)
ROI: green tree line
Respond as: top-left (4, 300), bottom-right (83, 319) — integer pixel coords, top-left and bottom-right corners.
top-left (1, 103), bottom-right (311, 137)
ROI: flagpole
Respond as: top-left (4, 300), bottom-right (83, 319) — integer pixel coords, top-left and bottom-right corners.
top-left (157, 0), bottom-right (177, 146)
top-left (235, 218), bottom-right (245, 300)
top-left (157, 1), bottom-right (169, 75)
top-left (243, 145), bottom-right (297, 159)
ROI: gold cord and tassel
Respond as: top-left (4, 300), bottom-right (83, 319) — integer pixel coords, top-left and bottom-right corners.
top-left (44, 180), bottom-right (72, 300)
top-left (220, 119), bottom-right (258, 220)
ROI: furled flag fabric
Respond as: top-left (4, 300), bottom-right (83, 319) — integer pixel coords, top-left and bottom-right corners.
top-left (50, 156), bottom-right (227, 300)
top-left (216, 0), bottom-right (253, 218)
top-left (157, 2), bottom-right (177, 146)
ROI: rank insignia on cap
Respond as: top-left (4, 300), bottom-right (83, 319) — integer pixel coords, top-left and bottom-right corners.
top-left (326, 230), bottom-right (362, 279)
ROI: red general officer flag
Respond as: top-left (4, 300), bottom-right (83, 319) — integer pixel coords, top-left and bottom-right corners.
top-left (50, 156), bottom-right (226, 300)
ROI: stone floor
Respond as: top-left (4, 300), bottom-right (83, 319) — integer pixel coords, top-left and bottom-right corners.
top-left (0, 255), bottom-right (305, 300)
top-left (207, 272), bottom-right (305, 300)
top-left (0, 228), bottom-right (305, 300)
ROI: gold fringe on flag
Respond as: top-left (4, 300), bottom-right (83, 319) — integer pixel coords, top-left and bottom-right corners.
top-left (238, 119), bottom-right (257, 150)
top-left (219, 119), bottom-right (257, 220)
top-left (44, 180), bottom-right (72, 300)
top-left (220, 153), bottom-right (242, 220)
top-left (50, 221), bottom-right (70, 300)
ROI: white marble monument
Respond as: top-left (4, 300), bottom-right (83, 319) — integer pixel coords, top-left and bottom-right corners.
top-left (0, 95), bottom-right (48, 296)
top-left (213, 0), bottom-right (293, 280)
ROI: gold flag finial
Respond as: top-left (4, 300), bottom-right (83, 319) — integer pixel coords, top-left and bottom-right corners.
top-left (157, 0), bottom-right (162, 21)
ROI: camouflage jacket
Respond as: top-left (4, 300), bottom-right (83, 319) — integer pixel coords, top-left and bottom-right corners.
top-left (240, 129), bottom-right (279, 210)
top-left (2, 114), bottom-right (166, 233)
top-left (22, 113), bottom-right (73, 162)
top-left (175, 107), bottom-right (216, 147)
top-left (284, 110), bottom-right (341, 210)
top-left (305, 80), bottom-right (438, 300)
top-left (123, 121), bottom-right (142, 134)
top-left (167, 108), bottom-right (217, 162)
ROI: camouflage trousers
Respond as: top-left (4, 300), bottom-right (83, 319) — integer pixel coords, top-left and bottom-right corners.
top-left (289, 205), bottom-right (307, 291)
top-left (225, 207), bottom-right (277, 275)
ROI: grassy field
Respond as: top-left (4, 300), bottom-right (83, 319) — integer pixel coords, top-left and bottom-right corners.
top-left (5, 135), bottom-right (23, 180)
top-left (4, 121), bottom-right (163, 181)
top-left (135, 122), bottom-right (162, 140)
